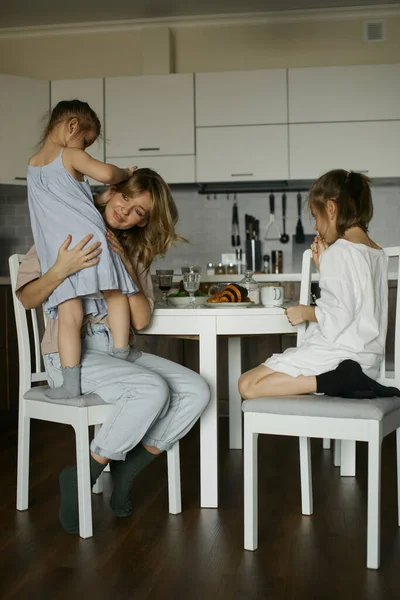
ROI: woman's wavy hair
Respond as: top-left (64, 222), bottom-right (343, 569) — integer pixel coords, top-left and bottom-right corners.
top-left (308, 169), bottom-right (373, 236)
top-left (39, 99), bottom-right (101, 147)
top-left (105, 168), bottom-right (186, 268)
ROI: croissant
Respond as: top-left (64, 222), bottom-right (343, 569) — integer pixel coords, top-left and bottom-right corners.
top-left (208, 284), bottom-right (249, 303)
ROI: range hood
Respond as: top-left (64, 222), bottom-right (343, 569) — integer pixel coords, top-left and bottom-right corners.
top-left (197, 180), bottom-right (312, 195)
top-left (197, 176), bottom-right (400, 195)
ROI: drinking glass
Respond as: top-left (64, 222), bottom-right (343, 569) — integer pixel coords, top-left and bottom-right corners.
top-left (156, 269), bottom-right (174, 305)
top-left (181, 265), bottom-right (202, 275)
top-left (183, 272), bottom-right (201, 309)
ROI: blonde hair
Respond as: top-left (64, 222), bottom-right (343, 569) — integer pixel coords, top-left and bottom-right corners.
top-left (308, 169), bottom-right (373, 236)
top-left (109, 168), bottom-right (186, 268)
top-left (40, 99), bottom-right (101, 147)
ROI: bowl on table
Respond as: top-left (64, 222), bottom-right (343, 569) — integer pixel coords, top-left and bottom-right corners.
top-left (167, 295), bottom-right (208, 307)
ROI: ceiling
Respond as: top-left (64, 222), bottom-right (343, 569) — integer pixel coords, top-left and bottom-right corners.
top-left (0, 0), bottom-right (398, 29)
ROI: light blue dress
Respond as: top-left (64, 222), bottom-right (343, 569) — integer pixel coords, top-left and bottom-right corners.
top-left (27, 149), bottom-right (138, 319)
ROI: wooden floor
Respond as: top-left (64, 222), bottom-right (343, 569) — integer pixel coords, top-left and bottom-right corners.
top-left (1, 417), bottom-right (400, 600)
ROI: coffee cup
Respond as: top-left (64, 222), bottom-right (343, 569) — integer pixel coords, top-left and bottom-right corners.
top-left (261, 285), bottom-right (285, 306)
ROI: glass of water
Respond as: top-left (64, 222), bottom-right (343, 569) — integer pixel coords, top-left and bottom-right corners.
top-left (183, 272), bottom-right (201, 309)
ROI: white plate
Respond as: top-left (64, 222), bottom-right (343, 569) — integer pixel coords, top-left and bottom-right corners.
top-left (205, 301), bottom-right (254, 308)
top-left (167, 296), bottom-right (208, 307)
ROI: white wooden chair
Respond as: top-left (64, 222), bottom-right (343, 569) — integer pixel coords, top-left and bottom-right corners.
top-left (243, 247), bottom-right (400, 569)
top-left (9, 254), bottom-right (182, 539)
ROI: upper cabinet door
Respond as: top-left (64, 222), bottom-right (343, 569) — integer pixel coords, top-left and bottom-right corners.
top-left (51, 78), bottom-right (105, 163)
top-left (289, 121), bottom-right (400, 179)
top-left (289, 65), bottom-right (400, 123)
top-left (105, 74), bottom-right (195, 158)
top-left (196, 125), bottom-right (289, 183)
top-left (196, 69), bottom-right (287, 126)
top-left (0, 74), bottom-right (49, 185)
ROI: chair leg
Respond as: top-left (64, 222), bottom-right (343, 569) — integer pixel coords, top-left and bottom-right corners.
top-left (322, 438), bottom-right (331, 450)
top-left (16, 409), bottom-right (31, 511)
top-left (228, 337), bottom-right (242, 450)
top-left (340, 440), bottom-right (356, 477)
top-left (92, 424), bottom-right (103, 495)
top-left (367, 429), bottom-right (382, 569)
top-left (396, 428), bottom-right (400, 527)
top-left (167, 442), bottom-right (182, 515)
top-left (244, 418), bottom-right (258, 551)
top-left (299, 437), bottom-right (313, 515)
top-left (74, 413), bottom-right (93, 539)
top-left (333, 439), bottom-right (341, 467)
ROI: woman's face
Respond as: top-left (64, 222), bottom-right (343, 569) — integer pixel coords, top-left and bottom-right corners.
top-left (104, 189), bottom-right (152, 230)
top-left (311, 201), bottom-right (338, 243)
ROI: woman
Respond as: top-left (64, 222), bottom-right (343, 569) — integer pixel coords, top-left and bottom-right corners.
top-left (16, 170), bottom-right (210, 534)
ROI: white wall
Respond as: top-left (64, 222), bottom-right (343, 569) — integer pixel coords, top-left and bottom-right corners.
top-left (152, 184), bottom-right (400, 273)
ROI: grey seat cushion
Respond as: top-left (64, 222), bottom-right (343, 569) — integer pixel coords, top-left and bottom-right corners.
top-left (242, 394), bottom-right (400, 422)
top-left (24, 386), bottom-right (107, 408)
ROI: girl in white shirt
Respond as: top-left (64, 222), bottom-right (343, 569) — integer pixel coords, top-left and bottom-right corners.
top-left (239, 169), bottom-right (399, 400)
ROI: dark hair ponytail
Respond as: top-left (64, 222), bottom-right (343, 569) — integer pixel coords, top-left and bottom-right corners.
top-left (39, 99), bottom-right (101, 147)
top-left (308, 169), bottom-right (373, 236)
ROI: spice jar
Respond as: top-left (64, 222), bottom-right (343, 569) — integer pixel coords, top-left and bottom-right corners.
top-left (271, 250), bottom-right (283, 274)
top-left (214, 263), bottom-right (226, 275)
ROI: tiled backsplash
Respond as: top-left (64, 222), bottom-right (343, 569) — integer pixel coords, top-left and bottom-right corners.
top-left (1, 184), bottom-right (400, 276)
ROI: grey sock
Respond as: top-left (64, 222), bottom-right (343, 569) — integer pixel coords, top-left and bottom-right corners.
top-left (110, 445), bottom-right (158, 517)
top-left (45, 365), bottom-right (81, 399)
top-left (109, 346), bottom-right (141, 363)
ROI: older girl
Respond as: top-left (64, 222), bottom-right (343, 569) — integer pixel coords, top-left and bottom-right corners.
top-left (239, 169), bottom-right (399, 400)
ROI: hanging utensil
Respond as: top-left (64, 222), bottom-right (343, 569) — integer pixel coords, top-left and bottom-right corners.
top-left (264, 192), bottom-right (281, 241)
top-left (295, 192), bottom-right (305, 244)
top-left (280, 193), bottom-right (289, 244)
top-left (231, 197), bottom-right (240, 247)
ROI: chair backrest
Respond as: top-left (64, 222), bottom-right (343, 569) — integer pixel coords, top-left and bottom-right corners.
top-left (8, 254), bottom-right (47, 399)
top-left (297, 246), bottom-right (400, 387)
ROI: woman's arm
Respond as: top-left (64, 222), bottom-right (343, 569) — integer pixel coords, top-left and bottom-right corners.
top-left (106, 230), bottom-right (152, 330)
top-left (18, 234), bottom-right (102, 309)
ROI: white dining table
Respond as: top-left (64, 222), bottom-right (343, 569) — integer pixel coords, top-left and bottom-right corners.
top-left (141, 304), bottom-right (295, 508)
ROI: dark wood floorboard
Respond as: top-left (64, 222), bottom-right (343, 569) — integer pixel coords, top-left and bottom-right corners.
top-left (1, 417), bottom-right (400, 599)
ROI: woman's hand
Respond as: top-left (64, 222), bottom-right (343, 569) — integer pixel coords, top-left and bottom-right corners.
top-left (52, 234), bottom-right (102, 280)
top-left (311, 235), bottom-right (328, 271)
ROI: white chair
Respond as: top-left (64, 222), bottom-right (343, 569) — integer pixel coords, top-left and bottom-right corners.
top-left (9, 254), bottom-right (182, 539)
top-left (243, 247), bottom-right (400, 569)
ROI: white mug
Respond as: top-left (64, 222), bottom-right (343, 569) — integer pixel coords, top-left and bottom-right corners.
top-left (261, 285), bottom-right (284, 306)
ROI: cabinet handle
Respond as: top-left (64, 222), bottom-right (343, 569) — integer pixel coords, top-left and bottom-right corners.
top-left (14, 177), bottom-right (27, 181)
top-left (138, 147), bottom-right (160, 152)
top-left (357, 170), bottom-right (369, 173)
top-left (231, 173), bottom-right (254, 177)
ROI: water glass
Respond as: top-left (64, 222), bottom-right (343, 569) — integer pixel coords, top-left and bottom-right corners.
top-left (183, 272), bottom-right (201, 309)
top-left (156, 269), bottom-right (174, 305)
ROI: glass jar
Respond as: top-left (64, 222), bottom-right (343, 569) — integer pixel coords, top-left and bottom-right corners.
top-left (206, 262), bottom-right (215, 275)
top-left (239, 270), bottom-right (260, 304)
top-left (214, 263), bottom-right (226, 275)
top-left (226, 263), bottom-right (237, 275)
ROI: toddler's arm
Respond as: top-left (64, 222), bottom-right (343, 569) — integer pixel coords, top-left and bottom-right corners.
top-left (64, 148), bottom-right (135, 185)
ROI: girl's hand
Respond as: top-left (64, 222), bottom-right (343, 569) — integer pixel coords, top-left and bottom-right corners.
top-left (285, 305), bottom-right (306, 326)
top-left (311, 235), bottom-right (328, 271)
top-left (53, 234), bottom-right (102, 279)
top-left (127, 165), bottom-right (137, 177)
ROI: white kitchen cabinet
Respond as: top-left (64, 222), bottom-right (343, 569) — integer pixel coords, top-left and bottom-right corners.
top-left (289, 121), bottom-right (400, 179)
top-left (0, 74), bottom-right (49, 185)
top-left (195, 69), bottom-right (287, 126)
top-left (105, 74), bottom-right (195, 158)
top-left (110, 155), bottom-right (195, 185)
top-left (51, 78), bottom-right (105, 163)
top-left (288, 64), bottom-right (400, 123)
top-left (196, 126), bottom-right (289, 182)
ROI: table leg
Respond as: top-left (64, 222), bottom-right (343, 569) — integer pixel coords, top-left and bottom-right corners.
top-left (199, 318), bottom-right (218, 508)
top-left (228, 337), bottom-right (243, 449)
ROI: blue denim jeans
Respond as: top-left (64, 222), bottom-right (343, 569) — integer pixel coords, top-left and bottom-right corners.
top-left (43, 323), bottom-right (210, 460)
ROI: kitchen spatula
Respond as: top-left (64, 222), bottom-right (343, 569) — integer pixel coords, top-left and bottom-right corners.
top-left (295, 192), bottom-right (305, 244)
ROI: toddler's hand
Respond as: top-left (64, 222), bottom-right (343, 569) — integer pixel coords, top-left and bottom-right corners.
top-left (311, 235), bottom-right (328, 271)
top-left (285, 305), bottom-right (306, 326)
top-left (127, 165), bottom-right (137, 177)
